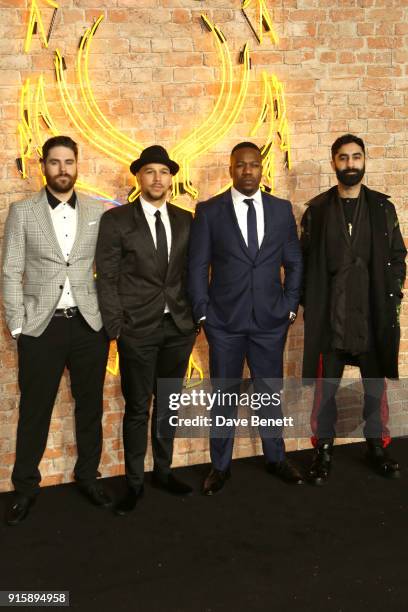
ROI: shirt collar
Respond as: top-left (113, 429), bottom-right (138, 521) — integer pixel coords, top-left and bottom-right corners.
top-left (231, 186), bottom-right (262, 206)
top-left (140, 195), bottom-right (168, 217)
top-left (46, 187), bottom-right (76, 210)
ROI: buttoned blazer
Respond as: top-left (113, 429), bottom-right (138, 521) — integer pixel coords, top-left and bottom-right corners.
top-left (187, 188), bottom-right (303, 332)
top-left (95, 198), bottom-right (195, 340)
top-left (2, 187), bottom-right (106, 336)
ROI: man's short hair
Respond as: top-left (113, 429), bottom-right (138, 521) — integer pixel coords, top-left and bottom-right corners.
top-left (41, 136), bottom-right (78, 162)
top-left (231, 142), bottom-right (262, 157)
top-left (331, 134), bottom-right (365, 159)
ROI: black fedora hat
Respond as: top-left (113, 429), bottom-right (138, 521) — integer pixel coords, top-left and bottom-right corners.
top-left (130, 145), bottom-right (179, 176)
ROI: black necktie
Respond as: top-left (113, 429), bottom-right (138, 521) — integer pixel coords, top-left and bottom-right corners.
top-left (243, 198), bottom-right (259, 259)
top-left (155, 210), bottom-right (168, 279)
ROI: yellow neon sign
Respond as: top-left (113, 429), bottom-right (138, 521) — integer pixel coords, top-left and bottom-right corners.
top-left (34, 74), bottom-right (58, 141)
top-left (171, 14), bottom-right (231, 198)
top-left (242, 0), bottom-right (279, 46)
top-left (19, 75), bottom-right (117, 202)
top-left (213, 69), bottom-right (291, 195)
top-left (21, 8), bottom-right (291, 202)
top-left (78, 16), bottom-right (144, 158)
top-left (24, 0), bottom-right (59, 54)
top-left (17, 124), bottom-right (30, 179)
top-left (54, 50), bottom-right (134, 167)
top-left (185, 354), bottom-right (204, 388)
top-left (18, 78), bottom-right (37, 178)
top-left (18, 3), bottom-right (294, 382)
top-left (171, 16), bottom-right (251, 200)
top-left (107, 342), bottom-right (120, 376)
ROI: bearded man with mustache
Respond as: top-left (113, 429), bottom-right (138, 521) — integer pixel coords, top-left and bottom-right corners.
top-left (2, 136), bottom-right (111, 525)
top-left (300, 134), bottom-right (406, 485)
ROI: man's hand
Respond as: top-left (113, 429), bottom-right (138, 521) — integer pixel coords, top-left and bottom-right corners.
top-left (289, 312), bottom-right (297, 324)
top-left (196, 315), bottom-right (206, 335)
top-left (11, 328), bottom-right (22, 341)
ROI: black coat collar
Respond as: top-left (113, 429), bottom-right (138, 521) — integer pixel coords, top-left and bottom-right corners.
top-left (306, 184), bottom-right (391, 209)
top-left (46, 186), bottom-right (76, 209)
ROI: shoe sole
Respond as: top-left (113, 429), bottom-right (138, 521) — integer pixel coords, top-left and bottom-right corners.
top-left (6, 511), bottom-right (30, 526)
top-left (151, 480), bottom-right (193, 496)
top-left (373, 468), bottom-right (401, 480)
top-left (202, 472), bottom-right (231, 496)
top-left (307, 477), bottom-right (329, 486)
top-left (202, 481), bottom-right (228, 496)
top-left (366, 456), bottom-right (401, 480)
top-left (271, 474), bottom-right (305, 485)
top-left (114, 508), bottom-right (132, 517)
top-left (86, 498), bottom-right (113, 508)
top-left (6, 498), bottom-right (36, 526)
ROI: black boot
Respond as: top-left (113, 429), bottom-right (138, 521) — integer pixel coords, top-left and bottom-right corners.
top-left (366, 440), bottom-right (400, 479)
top-left (307, 441), bottom-right (333, 486)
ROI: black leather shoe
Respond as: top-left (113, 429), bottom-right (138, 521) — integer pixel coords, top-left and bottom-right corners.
top-left (114, 487), bottom-right (144, 516)
top-left (266, 459), bottom-right (304, 485)
top-left (6, 495), bottom-right (35, 526)
top-left (366, 441), bottom-right (400, 479)
top-left (152, 472), bottom-right (193, 495)
top-left (77, 483), bottom-right (112, 508)
top-left (202, 467), bottom-right (231, 496)
top-left (307, 442), bottom-right (333, 485)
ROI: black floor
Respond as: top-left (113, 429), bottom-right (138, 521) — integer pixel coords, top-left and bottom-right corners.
top-left (1, 440), bottom-right (407, 612)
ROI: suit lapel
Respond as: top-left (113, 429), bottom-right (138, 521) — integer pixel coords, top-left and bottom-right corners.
top-left (258, 191), bottom-right (271, 253)
top-left (364, 184), bottom-right (388, 246)
top-left (222, 190), bottom-right (253, 261)
top-left (167, 203), bottom-right (183, 273)
top-left (133, 198), bottom-right (161, 262)
top-left (69, 192), bottom-right (89, 259)
top-left (31, 188), bottom-right (65, 260)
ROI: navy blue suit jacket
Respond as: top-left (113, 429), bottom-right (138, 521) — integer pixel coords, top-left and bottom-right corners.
top-left (188, 189), bottom-right (302, 333)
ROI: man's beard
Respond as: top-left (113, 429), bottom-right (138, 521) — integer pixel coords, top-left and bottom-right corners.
top-left (45, 172), bottom-right (77, 194)
top-left (144, 186), bottom-right (168, 201)
top-left (335, 165), bottom-right (365, 187)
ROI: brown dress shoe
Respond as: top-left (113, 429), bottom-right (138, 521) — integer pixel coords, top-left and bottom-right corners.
top-left (202, 467), bottom-right (231, 496)
top-left (266, 459), bottom-right (304, 485)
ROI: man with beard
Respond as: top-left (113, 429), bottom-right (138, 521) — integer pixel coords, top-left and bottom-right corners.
top-left (2, 136), bottom-right (111, 525)
top-left (301, 134), bottom-right (406, 484)
top-left (96, 146), bottom-right (196, 515)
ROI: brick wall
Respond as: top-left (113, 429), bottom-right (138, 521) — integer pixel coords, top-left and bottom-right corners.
top-left (0, 0), bottom-right (407, 492)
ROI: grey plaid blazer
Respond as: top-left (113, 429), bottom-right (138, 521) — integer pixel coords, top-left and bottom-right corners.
top-left (2, 188), bottom-right (107, 336)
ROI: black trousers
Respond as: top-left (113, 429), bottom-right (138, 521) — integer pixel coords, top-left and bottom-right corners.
top-left (313, 349), bottom-right (388, 442)
top-left (117, 314), bottom-right (195, 491)
top-left (12, 314), bottom-right (109, 496)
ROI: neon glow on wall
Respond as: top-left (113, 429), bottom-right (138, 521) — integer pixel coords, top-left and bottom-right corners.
top-left (17, 1), bottom-right (292, 381)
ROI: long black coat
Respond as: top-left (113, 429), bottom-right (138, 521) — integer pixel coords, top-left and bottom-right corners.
top-left (300, 185), bottom-right (406, 379)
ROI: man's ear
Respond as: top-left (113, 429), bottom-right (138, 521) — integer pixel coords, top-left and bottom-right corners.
top-left (228, 165), bottom-right (232, 179)
top-left (330, 159), bottom-right (335, 172)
